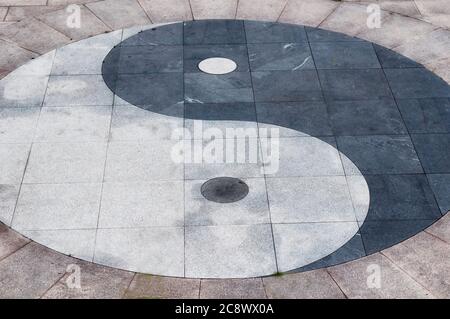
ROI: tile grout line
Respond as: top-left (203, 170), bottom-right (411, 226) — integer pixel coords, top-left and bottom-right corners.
top-left (275, 0), bottom-right (289, 23)
top-left (38, 270), bottom-right (68, 299)
top-left (0, 241), bottom-right (30, 264)
top-left (325, 268), bottom-right (349, 299)
top-left (136, 0), bottom-right (153, 24)
top-left (121, 272), bottom-right (137, 298)
top-left (182, 21), bottom-right (187, 278)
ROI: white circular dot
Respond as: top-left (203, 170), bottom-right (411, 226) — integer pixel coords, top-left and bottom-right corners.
top-left (198, 57), bottom-right (237, 75)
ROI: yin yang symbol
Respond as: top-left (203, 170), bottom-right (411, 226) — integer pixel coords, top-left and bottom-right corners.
top-left (0, 20), bottom-right (449, 279)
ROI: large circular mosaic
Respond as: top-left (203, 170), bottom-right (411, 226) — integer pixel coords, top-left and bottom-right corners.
top-left (0, 20), bottom-right (449, 279)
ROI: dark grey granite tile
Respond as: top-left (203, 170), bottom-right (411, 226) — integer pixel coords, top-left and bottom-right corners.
top-left (397, 98), bottom-right (450, 133)
top-left (248, 43), bottom-right (314, 71)
top-left (118, 45), bottom-right (183, 74)
top-left (256, 101), bottom-right (332, 136)
top-left (305, 27), bottom-right (363, 42)
top-left (252, 70), bottom-right (323, 102)
top-left (384, 68), bottom-right (450, 99)
top-left (373, 44), bottom-right (422, 68)
top-left (185, 102), bottom-right (256, 121)
top-left (411, 133), bottom-right (450, 173)
top-left (245, 21), bottom-right (307, 43)
top-left (184, 44), bottom-right (249, 73)
top-left (297, 233), bottom-right (366, 272)
top-left (427, 174), bottom-right (450, 214)
top-left (311, 42), bottom-right (380, 69)
top-left (360, 219), bottom-right (436, 254)
top-left (184, 72), bottom-right (254, 103)
top-left (337, 135), bottom-right (423, 174)
top-left (184, 20), bottom-right (246, 45)
top-left (363, 174), bottom-right (441, 221)
top-left (116, 73), bottom-right (184, 110)
top-left (318, 69), bottom-right (392, 101)
top-left (328, 98), bottom-right (407, 136)
top-left (122, 23), bottom-right (183, 46)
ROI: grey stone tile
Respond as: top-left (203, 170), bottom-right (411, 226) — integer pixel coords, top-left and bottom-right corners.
top-left (306, 26), bottom-right (363, 42)
top-left (252, 70), bottom-right (322, 102)
top-left (0, 143), bottom-right (30, 184)
top-left (273, 222), bottom-right (359, 272)
top-left (21, 229), bottom-right (96, 261)
top-left (346, 175), bottom-right (370, 222)
top-left (184, 44), bottom-right (249, 73)
top-left (99, 181), bottom-right (184, 228)
top-left (245, 21), bottom-right (307, 43)
top-left (184, 72), bottom-right (253, 104)
top-left (51, 31), bottom-right (122, 75)
top-left (184, 20), bottom-right (245, 45)
top-left (236, 0), bottom-right (287, 21)
top-left (363, 174), bottom-right (441, 221)
top-left (86, 0), bottom-right (150, 30)
top-left (318, 69), bottom-right (392, 101)
top-left (24, 142), bottom-right (107, 183)
top-left (311, 41), bottom-right (380, 69)
top-left (190, 0), bottom-right (237, 20)
top-left (298, 233), bottom-right (366, 271)
top-left (248, 43), bottom-right (314, 71)
top-left (0, 223), bottom-right (29, 261)
top-left (185, 178), bottom-right (270, 226)
top-left (11, 50), bottom-right (55, 76)
top-left (337, 135), bottom-right (423, 175)
top-left (125, 274), bottom-right (200, 299)
top-left (382, 232), bottom-right (450, 298)
top-left (0, 184), bottom-right (19, 226)
top-left (256, 101), bottom-right (332, 137)
top-left (0, 75), bottom-right (48, 107)
top-left (185, 224), bottom-right (277, 278)
top-left (426, 213), bottom-right (450, 244)
top-left (0, 242), bottom-right (75, 299)
top-left (121, 23), bottom-right (182, 46)
top-left (261, 136), bottom-right (344, 177)
top-left (0, 39), bottom-right (37, 73)
top-left (412, 133), bottom-right (450, 173)
top-left (328, 253), bottom-right (433, 299)
top-left (35, 106), bottom-right (111, 142)
top-left (110, 104), bottom-right (184, 141)
top-left (94, 227), bottom-right (184, 277)
top-left (118, 45), bottom-right (183, 74)
top-left (384, 68), bottom-right (450, 99)
top-left (361, 219), bottom-right (436, 254)
top-left (42, 260), bottom-right (134, 299)
top-left (44, 75), bottom-right (114, 107)
top-left (115, 73), bottom-right (183, 107)
top-left (4, 5), bottom-right (64, 22)
top-left (13, 183), bottom-right (101, 231)
top-left (0, 107), bottom-right (40, 143)
top-left (139, 0), bottom-right (193, 23)
top-left (266, 176), bottom-right (355, 223)
top-left (427, 174), bottom-right (450, 214)
top-left (278, 0), bottom-right (339, 28)
top-left (373, 44), bottom-right (422, 68)
top-left (263, 270), bottom-right (345, 299)
top-left (104, 141), bottom-right (184, 182)
top-left (397, 98), bottom-right (450, 134)
top-left (328, 98), bottom-right (407, 136)
top-left (200, 278), bottom-right (266, 299)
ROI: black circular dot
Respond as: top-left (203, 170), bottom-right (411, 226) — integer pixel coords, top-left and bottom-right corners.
top-left (201, 177), bottom-right (249, 203)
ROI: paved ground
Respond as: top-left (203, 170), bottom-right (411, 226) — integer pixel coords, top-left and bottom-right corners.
top-left (0, 0), bottom-right (449, 298)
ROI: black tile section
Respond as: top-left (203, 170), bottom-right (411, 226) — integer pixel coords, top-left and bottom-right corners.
top-left (318, 69), bottom-right (392, 101)
top-left (247, 43), bottom-right (314, 71)
top-left (305, 26), bottom-right (363, 42)
top-left (296, 233), bottom-right (366, 272)
top-left (256, 101), bottom-right (332, 136)
top-left (373, 44), bottom-right (422, 68)
top-left (337, 135), bottom-right (423, 174)
top-left (328, 98), bottom-right (407, 136)
top-left (245, 21), bottom-right (307, 43)
top-left (364, 174), bottom-right (441, 221)
top-left (252, 70), bottom-right (323, 102)
top-left (185, 102), bottom-right (256, 122)
top-left (311, 42), bottom-right (381, 69)
top-left (118, 45), bottom-right (183, 74)
top-left (184, 44), bottom-right (249, 73)
top-left (184, 20), bottom-right (246, 45)
top-left (411, 133), bottom-right (450, 173)
top-left (361, 219), bottom-right (436, 254)
top-left (121, 23), bottom-right (183, 46)
top-left (427, 174), bottom-right (450, 214)
top-left (385, 68), bottom-right (450, 99)
top-left (184, 72), bottom-right (254, 103)
top-left (397, 98), bottom-right (450, 133)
